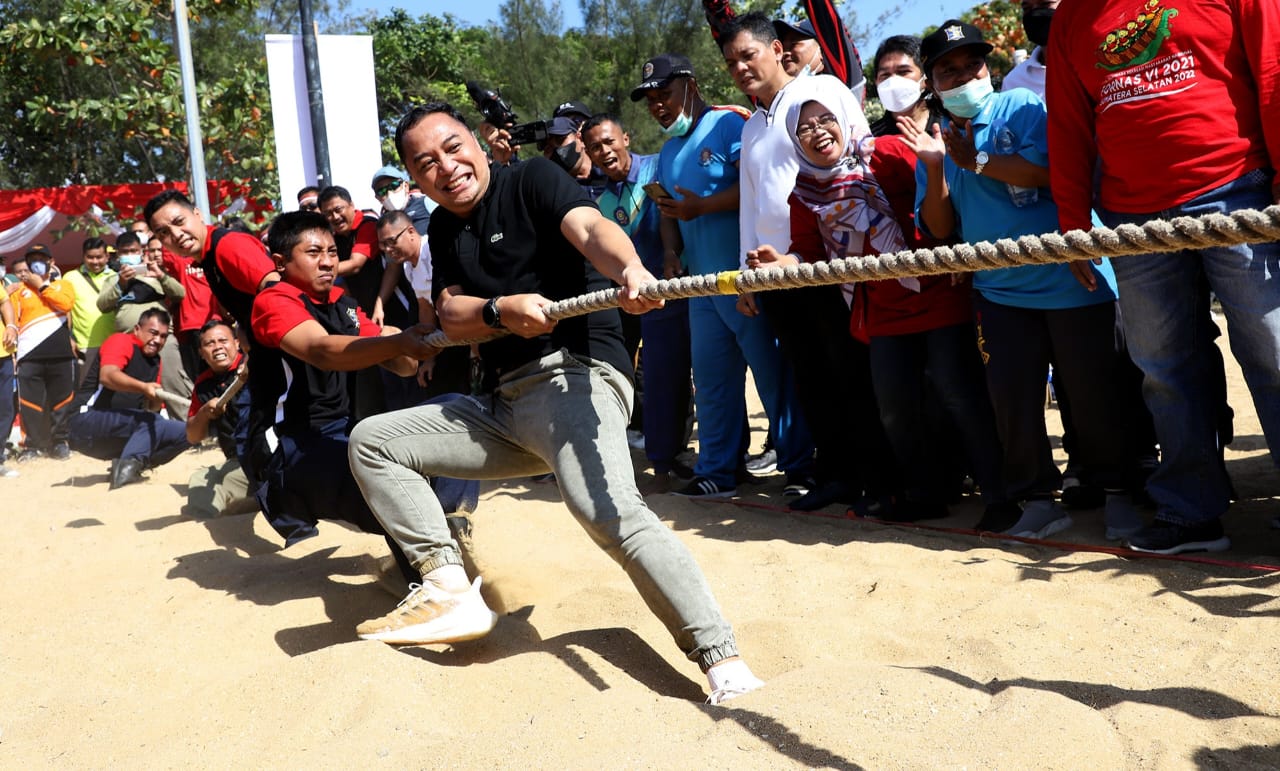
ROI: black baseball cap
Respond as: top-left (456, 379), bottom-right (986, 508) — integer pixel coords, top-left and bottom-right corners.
top-left (546, 116), bottom-right (579, 137)
top-left (629, 53), bottom-right (695, 101)
top-left (24, 244), bottom-right (52, 259)
top-left (553, 101), bottom-right (592, 121)
top-left (921, 20), bottom-right (993, 75)
top-left (773, 18), bottom-right (815, 40)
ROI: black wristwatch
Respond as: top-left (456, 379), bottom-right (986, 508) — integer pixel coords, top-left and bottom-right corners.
top-left (482, 296), bottom-right (504, 329)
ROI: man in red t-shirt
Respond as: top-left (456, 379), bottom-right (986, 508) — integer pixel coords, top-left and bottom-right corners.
top-left (250, 211), bottom-right (436, 581)
top-left (1047, 0), bottom-right (1280, 555)
top-left (66, 308), bottom-right (190, 489)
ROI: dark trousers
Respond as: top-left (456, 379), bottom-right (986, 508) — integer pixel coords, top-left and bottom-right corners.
top-left (870, 323), bottom-right (1006, 504)
top-left (259, 416), bottom-right (476, 583)
top-left (759, 284), bottom-right (897, 492)
top-left (974, 296), bottom-right (1136, 500)
top-left (67, 408), bottom-right (190, 466)
top-left (17, 356), bottom-right (75, 450)
top-left (639, 301), bottom-right (693, 473)
top-left (0, 356), bottom-right (14, 460)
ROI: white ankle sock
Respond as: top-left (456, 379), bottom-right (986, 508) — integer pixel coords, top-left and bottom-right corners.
top-left (423, 563), bottom-right (470, 593)
top-left (706, 659), bottom-right (764, 704)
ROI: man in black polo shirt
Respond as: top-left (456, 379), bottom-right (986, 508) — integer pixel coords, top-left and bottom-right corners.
top-left (67, 308), bottom-right (190, 489)
top-left (250, 211), bottom-right (439, 582)
top-left (348, 102), bottom-right (763, 705)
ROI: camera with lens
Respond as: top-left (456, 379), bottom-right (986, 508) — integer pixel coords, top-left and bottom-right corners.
top-left (466, 80), bottom-right (548, 148)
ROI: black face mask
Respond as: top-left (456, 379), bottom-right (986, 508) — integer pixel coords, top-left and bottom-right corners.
top-left (1023, 6), bottom-right (1054, 48)
top-left (551, 142), bottom-right (583, 175)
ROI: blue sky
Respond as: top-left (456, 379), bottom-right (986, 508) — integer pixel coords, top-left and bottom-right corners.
top-left (353, 0), bottom-right (978, 48)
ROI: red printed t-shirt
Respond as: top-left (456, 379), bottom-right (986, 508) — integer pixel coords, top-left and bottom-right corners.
top-left (162, 249), bottom-right (217, 333)
top-left (199, 225), bottom-right (275, 338)
top-left (1047, 0), bottom-right (1280, 231)
top-left (251, 282), bottom-right (378, 435)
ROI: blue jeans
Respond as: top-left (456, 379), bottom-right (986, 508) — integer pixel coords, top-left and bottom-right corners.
top-left (1101, 168), bottom-right (1280, 524)
top-left (688, 295), bottom-right (813, 487)
top-left (67, 408), bottom-right (190, 466)
top-left (348, 351), bottom-right (739, 671)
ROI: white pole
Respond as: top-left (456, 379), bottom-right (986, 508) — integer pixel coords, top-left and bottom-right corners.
top-left (172, 0), bottom-right (211, 220)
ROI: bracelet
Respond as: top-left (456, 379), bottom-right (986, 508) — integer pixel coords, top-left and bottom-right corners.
top-left (4, 324), bottom-right (15, 330)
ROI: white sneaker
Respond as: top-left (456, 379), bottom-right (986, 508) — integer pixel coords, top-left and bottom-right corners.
top-left (356, 576), bottom-right (497, 645)
top-left (1003, 499), bottom-right (1073, 539)
top-left (0, 464), bottom-right (17, 478)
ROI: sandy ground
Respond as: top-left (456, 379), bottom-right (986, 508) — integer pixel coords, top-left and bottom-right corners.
top-left (3, 336), bottom-right (1280, 769)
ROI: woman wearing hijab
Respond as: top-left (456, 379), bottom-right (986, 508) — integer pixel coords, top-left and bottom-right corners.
top-left (750, 75), bottom-right (1010, 527)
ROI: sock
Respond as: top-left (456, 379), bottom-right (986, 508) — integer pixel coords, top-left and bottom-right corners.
top-left (423, 563), bottom-right (470, 593)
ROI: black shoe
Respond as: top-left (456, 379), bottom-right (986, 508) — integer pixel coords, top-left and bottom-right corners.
top-left (789, 480), bottom-right (858, 512)
top-left (668, 460), bottom-right (697, 482)
top-left (974, 500), bottom-right (1023, 532)
top-left (782, 473), bottom-right (815, 498)
top-left (1126, 519), bottom-right (1230, 555)
top-left (16, 448), bottom-right (44, 463)
top-left (877, 497), bottom-right (948, 523)
top-left (110, 457), bottom-right (145, 490)
top-left (1061, 478), bottom-right (1104, 509)
top-left (50, 442), bottom-right (71, 460)
top-left (672, 476), bottom-right (736, 499)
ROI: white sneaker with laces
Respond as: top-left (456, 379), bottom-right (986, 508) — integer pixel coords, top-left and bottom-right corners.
top-left (356, 576), bottom-right (497, 645)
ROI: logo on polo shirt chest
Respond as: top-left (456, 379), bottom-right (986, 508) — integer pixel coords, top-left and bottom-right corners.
top-left (346, 307), bottom-right (358, 326)
top-left (489, 232), bottom-right (504, 244)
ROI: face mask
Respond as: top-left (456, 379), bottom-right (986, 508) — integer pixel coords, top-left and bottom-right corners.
top-left (551, 141), bottom-right (584, 174)
top-left (1023, 7), bottom-right (1054, 48)
top-left (938, 75), bottom-right (994, 119)
top-left (798, 49), bottom-right (821, 78)
top-left (383, 189), bottom-right (410, 211)
top-left (878, 75), bottom-right (924, 113)
top-left (659, 81), bottom-right (695, 138)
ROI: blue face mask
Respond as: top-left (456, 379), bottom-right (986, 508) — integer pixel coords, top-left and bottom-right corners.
top-left (938, 75), bottom-right (993, 119)
top-left (659, 80), bottom-right (695, 138)
top-left (660, 111), bottom-right (693, 138)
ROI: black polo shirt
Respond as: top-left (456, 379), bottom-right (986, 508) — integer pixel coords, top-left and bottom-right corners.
top-left (429, 157), bottom-right (631, 390)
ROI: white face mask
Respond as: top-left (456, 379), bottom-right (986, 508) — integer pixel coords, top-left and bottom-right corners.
top-left (798, 49), bottom-right (821, 78)
top-left (383, 189), bottom-right (410, 211)
top-left (878, 75), bottom-right (924, 114)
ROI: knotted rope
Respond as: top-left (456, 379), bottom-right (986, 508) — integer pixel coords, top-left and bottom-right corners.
top-left (423, 205), bottom-right (1280, 349)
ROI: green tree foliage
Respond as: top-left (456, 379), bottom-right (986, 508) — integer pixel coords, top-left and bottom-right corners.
top-left (0, 0), bottom-right (279, 215)
top-left (958, 1), bottom-right (1030, 86)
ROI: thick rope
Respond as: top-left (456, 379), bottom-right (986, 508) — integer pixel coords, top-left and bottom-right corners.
top-left (422, 205), bottom-right (1280, 349)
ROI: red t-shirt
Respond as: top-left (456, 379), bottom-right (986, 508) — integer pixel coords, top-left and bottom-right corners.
top-left (1047, 0), bottom-right (1280, 231)
top-left (98, 331), bottom-right (159, 377)
top-left (251, 284), bottom-right (378, 348)
top-left (161, 249), bottom-right (217, 333)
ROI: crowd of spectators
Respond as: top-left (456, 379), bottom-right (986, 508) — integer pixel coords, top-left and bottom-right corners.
top-left (2, 0), bottom-right (1276, 702)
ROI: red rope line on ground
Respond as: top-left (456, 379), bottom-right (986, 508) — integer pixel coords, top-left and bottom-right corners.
top-left (703, 498), bottom-right (1280, 573)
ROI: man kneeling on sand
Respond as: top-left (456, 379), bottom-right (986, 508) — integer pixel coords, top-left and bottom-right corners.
top-left (67, 308), bottom-right (190, 489)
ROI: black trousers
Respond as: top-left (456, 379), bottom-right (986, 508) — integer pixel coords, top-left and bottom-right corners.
top-left (17, 356), bottom-right (75, 450)
top-left (759, 285), bottom-right (899, 493)
top-left (973, 295), bottom-right (1137, 500)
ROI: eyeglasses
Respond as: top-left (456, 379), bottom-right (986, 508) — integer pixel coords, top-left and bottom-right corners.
top-left (795, 113), bottom-right (839, 140)
top-left (299, 202), bottom-right (319, 212)
top-left (378, 225), bottom-right (412, 251)
top-left (374, 181), bottom-right (403, 198)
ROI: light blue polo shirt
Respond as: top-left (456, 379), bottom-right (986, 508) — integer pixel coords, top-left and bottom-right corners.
top-left (915, 88), bottom-right (1116, 309)
top-left (657, 107), bottom-right (745, 275)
